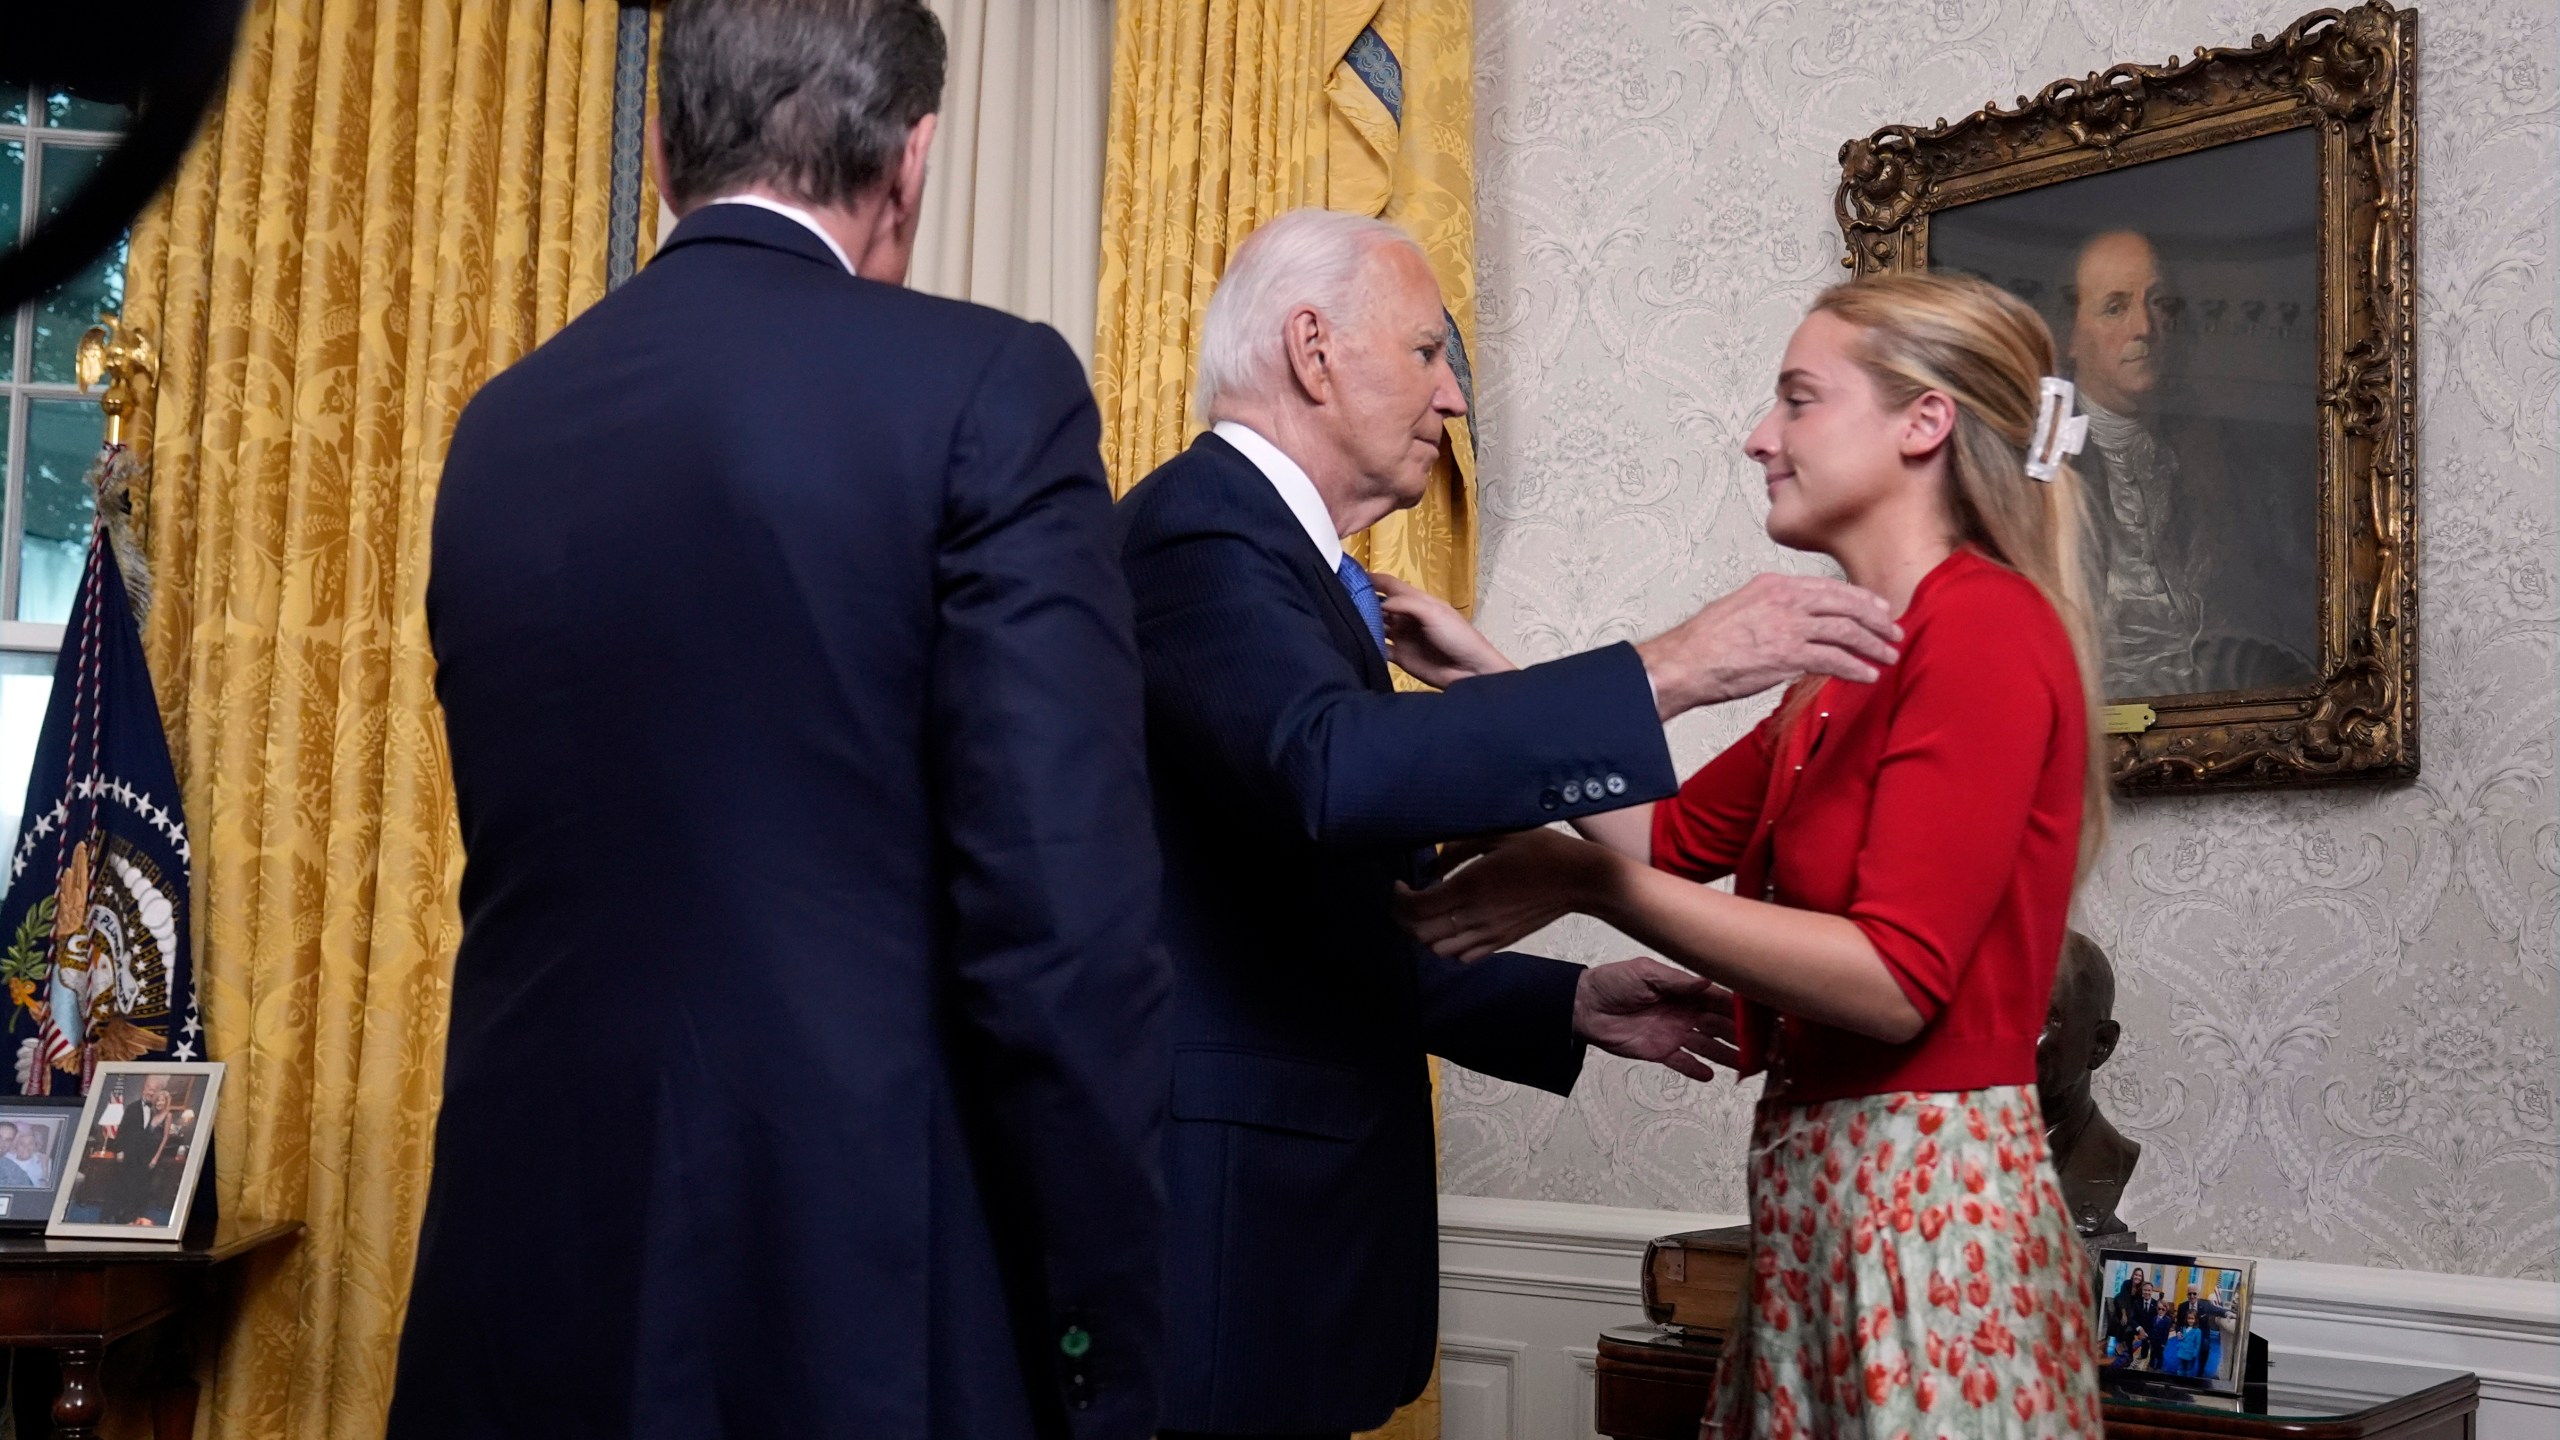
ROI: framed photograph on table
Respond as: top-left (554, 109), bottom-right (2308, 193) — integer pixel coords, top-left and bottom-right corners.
top-left (47, 1061), bottom-right (224, 1242)
top-left (0, 1094), bottom-right (84, 1231)
top-left (1834, 1), bottom-right (2417, 793)
top-left (2094, 1248), bottom-right (2256, 1396)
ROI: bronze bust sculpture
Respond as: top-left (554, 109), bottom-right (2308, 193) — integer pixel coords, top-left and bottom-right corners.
top-left (2037, 930), bottom-right (2141, 1248)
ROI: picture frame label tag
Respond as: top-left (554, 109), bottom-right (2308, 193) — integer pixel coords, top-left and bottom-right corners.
top-left (2101, 704), bottom-right (2158, 735)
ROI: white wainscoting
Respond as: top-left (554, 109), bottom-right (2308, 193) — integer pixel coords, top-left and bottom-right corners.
top-left (1436, 1194), bottom-right (2560, 1440)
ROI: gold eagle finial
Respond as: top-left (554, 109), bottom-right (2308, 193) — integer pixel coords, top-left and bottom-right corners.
top-left (75, 315), bottom-right (156, 449)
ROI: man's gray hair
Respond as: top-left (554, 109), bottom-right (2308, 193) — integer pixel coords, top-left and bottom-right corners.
top-left (1194, 208), bottom-right (1425, 424)
top-left (659, 0), bottom-right (945, 211)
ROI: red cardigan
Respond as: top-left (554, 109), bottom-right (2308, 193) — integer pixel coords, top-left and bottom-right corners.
top-left (1649, 549), bottom-right (2087, 1104)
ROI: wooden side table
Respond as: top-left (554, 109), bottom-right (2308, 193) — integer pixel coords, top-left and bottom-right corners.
top-left (1592, 1323), bottom-right (2480, 1440)
top-left (0, 1218), bottom-right (299, 1439)
top-left (2103, 1356), bottom-right (2479, 1439)
top-left (1594, 1324), bottom-right (1722, 1440)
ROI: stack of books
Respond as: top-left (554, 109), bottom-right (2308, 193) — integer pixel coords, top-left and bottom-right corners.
top-left (1639, 1224), bottom-right (1750, 1336)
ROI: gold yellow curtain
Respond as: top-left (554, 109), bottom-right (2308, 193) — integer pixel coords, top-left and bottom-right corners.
top-left (1096, 6), bottom-right (1475, 1437)
top-left (1095, 0), bottom-right (1478, 611)
top-left (113, 0), bottom-right (642, 1434)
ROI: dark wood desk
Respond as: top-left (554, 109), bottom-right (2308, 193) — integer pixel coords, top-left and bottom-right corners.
top-left (0, 1219), bottom-right (299, 1440)
top-left (1594, 1323), bottom-right (2480, 1439)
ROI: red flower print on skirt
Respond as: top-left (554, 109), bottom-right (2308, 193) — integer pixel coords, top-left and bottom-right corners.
top-left (1702, 1087), bottom-right (2100, 1439)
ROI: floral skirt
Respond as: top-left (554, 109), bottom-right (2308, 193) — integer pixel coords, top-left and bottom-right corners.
top-left (1702, 1087), bottom-right (2102, 1440)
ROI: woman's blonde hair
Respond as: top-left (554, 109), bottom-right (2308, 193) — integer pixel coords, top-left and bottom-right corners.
top-left (1804, 271), bottom-right (2109, 875)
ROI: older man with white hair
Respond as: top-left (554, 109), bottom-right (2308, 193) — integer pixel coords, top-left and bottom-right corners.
top-left (1117, 207), bottom-right (1902, 1439)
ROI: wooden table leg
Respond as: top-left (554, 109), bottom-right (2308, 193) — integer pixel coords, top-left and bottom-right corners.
top-left (49, 1342), bottom-right (101, 1440)
top-left (153, 1315), bottom-right (200, 1440)
top-left (153, 1375), bottom-right (197, 1440)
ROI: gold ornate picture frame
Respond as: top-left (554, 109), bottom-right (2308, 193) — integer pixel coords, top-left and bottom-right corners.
top-left (1835, 2), bottom-right (2417, 793)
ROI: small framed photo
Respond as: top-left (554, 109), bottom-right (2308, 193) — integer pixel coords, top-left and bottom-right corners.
top-left (2094, 1248), bottom-right (2256, 1395)
top-left (47, 1061), bottom-right (224, 1242)
top-left (0, 1095), bottom-right (85, 1231)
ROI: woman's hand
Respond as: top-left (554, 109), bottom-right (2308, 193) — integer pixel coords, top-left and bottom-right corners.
top-left (1395, 827), bottom-right (1625, 961)
top-left (1373, 572), bottom-right (1516, 688)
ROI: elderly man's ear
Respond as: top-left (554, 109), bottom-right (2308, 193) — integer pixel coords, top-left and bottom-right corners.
top-left (1282, 306), bottom-right (1333, 404)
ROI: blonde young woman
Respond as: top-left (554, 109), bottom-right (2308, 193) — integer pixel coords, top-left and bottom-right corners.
top-left (1387, 273), bottom-right (2108, 1437)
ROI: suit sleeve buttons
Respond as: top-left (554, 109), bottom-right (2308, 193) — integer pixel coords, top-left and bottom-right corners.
top-left (1605, 773), bottom-right (1627, 796)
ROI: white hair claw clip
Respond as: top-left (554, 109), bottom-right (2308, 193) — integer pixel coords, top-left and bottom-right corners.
top-left (2026, 376), bottom-right (2088, 482)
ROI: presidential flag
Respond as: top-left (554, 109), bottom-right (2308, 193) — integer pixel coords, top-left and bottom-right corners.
top-left (0, 444), bottom-right (194, 1094)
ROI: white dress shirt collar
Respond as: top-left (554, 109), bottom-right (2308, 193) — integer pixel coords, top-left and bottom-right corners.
top-left (1212, 421), bottom-right (1343, 570)
top-left (702, 194), bottom-right (858, 276)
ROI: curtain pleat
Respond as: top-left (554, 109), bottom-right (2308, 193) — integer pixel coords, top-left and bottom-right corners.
top-left (112, 1), bottom-right (630, 1434)
top-left (912, 0), bottom-right (1114, 368)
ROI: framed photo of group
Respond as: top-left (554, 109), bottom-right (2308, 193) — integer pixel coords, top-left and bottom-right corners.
top-left (1833, 1), bottom-right (2418, 793)
top-left (47, 1061), bottom-right (224, 1241)
top-left (0, 1095), bottom-right (84, 1231)
top-left (2094, 1249), bottom-right (2258, 1397)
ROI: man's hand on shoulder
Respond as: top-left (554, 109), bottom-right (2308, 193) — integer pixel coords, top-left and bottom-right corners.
top-left (1635, 573), bottom-right (1901, 720)
top-left (1571, 958), bottom-right (1738, 1083)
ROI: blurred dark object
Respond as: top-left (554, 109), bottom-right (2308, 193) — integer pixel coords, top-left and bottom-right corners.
top-left (0, 0), bottom-right (247, 313)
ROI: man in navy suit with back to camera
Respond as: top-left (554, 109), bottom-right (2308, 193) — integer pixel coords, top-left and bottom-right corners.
top-left (1118, 208), bottom-right (1904, 1439)
top-left (392, 2), bottom-right (1167, 1436)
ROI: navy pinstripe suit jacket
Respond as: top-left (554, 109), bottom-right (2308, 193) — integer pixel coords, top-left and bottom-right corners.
top-left (1119, 432), bottom-right (1679, 1433)
top-left (398, 205), bottom-right (1167, 1440)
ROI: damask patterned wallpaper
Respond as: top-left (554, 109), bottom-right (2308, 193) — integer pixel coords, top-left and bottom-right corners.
top-left (1449, 0), bottom-right (2558, 1280)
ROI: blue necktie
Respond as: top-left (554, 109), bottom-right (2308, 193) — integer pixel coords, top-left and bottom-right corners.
top-left (1335, 553), bottom-right (1388, 655)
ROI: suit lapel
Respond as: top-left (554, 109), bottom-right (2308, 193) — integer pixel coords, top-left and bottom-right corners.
top-left (1193, 435), bottom-right (1394, 693)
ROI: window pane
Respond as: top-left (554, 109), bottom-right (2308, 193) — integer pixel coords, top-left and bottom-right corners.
top-left (30, 145), bottom-right (123, 384)
top-left (0, 141), bottom-right (19, 242)
top-left (0, 140), bottom-right (20, 382)
top-left (0, 649), bottom-right (56, 870)
top-left (19, 400), bottom-right (99, 625)
top-left (0, 89), bottom-right (26, 126)
top-left (43, 91), bottom-right (129, 132)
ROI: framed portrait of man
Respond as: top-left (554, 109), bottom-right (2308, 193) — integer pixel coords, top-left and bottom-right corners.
top-left (48, 1060), bottom-right (225, 1242)
top-left (1834, 1), bottom-right (2417, 792)
top-left (1932, 131), bottom-right (2322, 702)
top-left (0, 1095), bottom-right (84, 1232)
